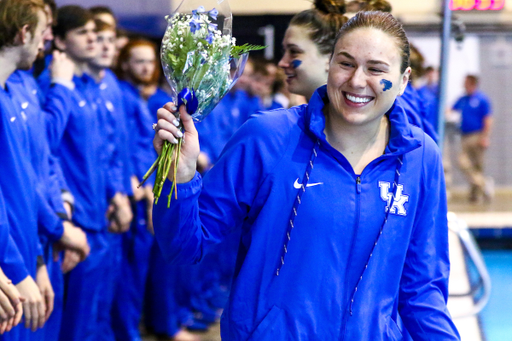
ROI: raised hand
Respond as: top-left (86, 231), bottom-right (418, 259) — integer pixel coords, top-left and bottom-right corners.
top-left (153, 103), bottom-right (200, 184)
top-left (50, 51), bottom-right (75, 82)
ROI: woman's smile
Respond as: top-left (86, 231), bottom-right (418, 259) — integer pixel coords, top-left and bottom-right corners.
top-left (343, 91), bottom-right (375, 107)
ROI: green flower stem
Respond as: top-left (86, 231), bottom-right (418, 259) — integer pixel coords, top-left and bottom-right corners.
top-left (139, 157), bottom-right (160, 188)
top-left (154, 142), bottom-right (170, 204)
top-left (167, 137), bottom-right (183, 207)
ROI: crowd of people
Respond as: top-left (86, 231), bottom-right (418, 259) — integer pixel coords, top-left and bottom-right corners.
top-left (0, 0), bottom-right (470, 340)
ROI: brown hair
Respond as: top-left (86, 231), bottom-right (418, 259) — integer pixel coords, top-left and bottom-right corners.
top-left (90, 6), bottom-right (114, 17)
top-left (334, 11), bottom-right (410, 74)
top-left (362, 0), bottom-right (392, 12)
top-left (290, 0), bottom-right (348, 55)
top-left (409, 43), bottom-right (425, 81)
top-left (466, 75), bottom-right (479, 86)
top-left (252, 58), bottom-right (270, 77)
top-left (115, 38), bottom-right (160, 84)
top-left (94, 19), bottom-right (115, 33)
top-left (0, 0), bottom-right (45, 48)
top-left (53, 5), bottom-right (93, 39)
top-left (43, 0), bottom-right (57, 23)
top-left (90, 5), bottom-right (116, 27)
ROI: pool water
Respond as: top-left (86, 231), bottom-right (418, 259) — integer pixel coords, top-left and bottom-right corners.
top-left (480, 250), bottom-right (512, 341)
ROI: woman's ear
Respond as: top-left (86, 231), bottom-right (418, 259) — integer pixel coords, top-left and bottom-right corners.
top-left (398, 67), bottom-right (411, 96)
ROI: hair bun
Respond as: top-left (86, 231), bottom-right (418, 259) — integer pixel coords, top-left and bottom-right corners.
top-left (364, 0), bottom-right (392, 13)
top-left (314, 0), bottom-right (346, 15)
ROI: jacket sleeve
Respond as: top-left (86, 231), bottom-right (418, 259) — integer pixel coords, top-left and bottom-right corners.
top-left (47, 155), bottom-right (67, 217)
top-left (153, 115), bottom-right (284, 264)
top-left (0, 188), bottom-right (30, 284)
top-left (398, 135), bottom-right (460, 340)
top-left (36, 185), bottom-right (64, 242)
top-left (38, 75), bottom-right (73, 152)
top-left (117, 102), bottom-right (134, 196)
top-left (131, 100), bottom-right (157, 186)
top-left (104, 103), bottom-right (125, 199)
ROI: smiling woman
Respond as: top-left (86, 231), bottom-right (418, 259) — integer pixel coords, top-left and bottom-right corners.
top-left (152, 10), bottom-right (461, 341)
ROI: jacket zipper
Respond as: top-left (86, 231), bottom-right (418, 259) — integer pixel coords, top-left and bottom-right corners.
top-left (351, 176), bottom-right (362, 316)
top-left (339, 176), bottom-right (362, 340)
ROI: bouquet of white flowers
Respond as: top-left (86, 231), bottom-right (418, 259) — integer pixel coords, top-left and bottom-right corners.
top-left (140, 0), bottom-right (264, 207)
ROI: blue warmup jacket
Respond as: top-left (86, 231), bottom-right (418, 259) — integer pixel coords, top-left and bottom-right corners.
top-left (154, 86), bottom-right (460, 340)
top-left (39, 71), bottom-right (112, 231)
top-left (119, 81), bottom-right (164, 187)
top-left (95, 70), bottom-right (131, 196)
top-left (7, 70), bottom-right (72, 241)
top-left (0, 86), bottom-right (42, 280)
top-left (397, 85), bottom-right (438, 143)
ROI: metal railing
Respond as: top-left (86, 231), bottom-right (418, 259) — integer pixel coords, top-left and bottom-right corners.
top-left (447, 212), bottom-right (492, 318)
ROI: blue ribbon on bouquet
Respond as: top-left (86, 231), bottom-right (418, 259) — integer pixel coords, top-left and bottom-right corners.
top-left (177, 88), bottom-right (199, 115)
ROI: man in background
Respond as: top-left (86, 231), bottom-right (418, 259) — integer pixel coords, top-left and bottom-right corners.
top-left (452, 75), bottom-right (494, 203)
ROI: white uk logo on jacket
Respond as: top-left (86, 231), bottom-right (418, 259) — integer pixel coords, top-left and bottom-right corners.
top-left (379, 181), bottom-right (409, 216)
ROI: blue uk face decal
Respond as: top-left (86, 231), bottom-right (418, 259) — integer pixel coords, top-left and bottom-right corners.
top-left (291, 60), bottom-right (302, 69)
top-left (380, 79), bottom-right (392, 92)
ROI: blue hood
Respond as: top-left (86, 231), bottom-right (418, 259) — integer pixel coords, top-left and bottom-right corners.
top-left (304, 86), bottom-right (421, 157)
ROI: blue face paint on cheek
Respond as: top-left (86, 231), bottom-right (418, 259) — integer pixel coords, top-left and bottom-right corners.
top-left (291, 60), bottom-right (302, 69)
top-left (380, 79), bottom-right (392, 92)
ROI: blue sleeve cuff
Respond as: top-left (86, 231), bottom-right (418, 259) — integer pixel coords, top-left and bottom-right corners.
top-left (154, 171), bottom-right (202, 206)
top-left (0, 234), bottom-right (30, 284)
top-left (153, 171), bottom-right (203, 264)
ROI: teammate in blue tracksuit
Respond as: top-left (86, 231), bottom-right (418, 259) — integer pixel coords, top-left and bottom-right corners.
top-left (0, 1), bottom-right (64, 339)
top-left (87, 19), bottom-right (133, 341)
top-left (7, 67), bottom-right (90, 341)
top-left (417, 66), bottom-right (440, 133)
top-left (111, 39), bottom-right (159, 341)
top-left (153, 11), bottom-right (460, 341)
top-left (111, 79), bottom-right (158, 341)
top-left (6, 3), bottom-right (91, 339)
top-left (38, 6), bottom-right (122, 340)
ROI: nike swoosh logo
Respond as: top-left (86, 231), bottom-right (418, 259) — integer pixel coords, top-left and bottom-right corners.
top-left (293, 178), bottom-right (324, 189)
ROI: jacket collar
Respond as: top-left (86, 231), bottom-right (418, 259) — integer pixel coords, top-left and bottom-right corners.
top-left (303, 85), bottom-right (422, 156)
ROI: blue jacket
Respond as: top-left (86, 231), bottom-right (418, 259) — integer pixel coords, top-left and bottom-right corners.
top-left (0, 86), bottom-right (42, 280)
top-left (147, 88), bottom-right (172, 120)
top-left (7, 70), bottom-right (70, 241)
top-left (154, 86), bottom-right (460, 340)
top-left (417, 84), bottom-right (439, 132)
top-left (397, 85), bottom-right (438, 143)
top-left (119, 81), bottom-right (171, 187)
top-left (39, 71), bottom-right (112, 232)
top-left (196, 89), bottom-right (260, 165)
top-left (95, 70), bottom-right (131, 196)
